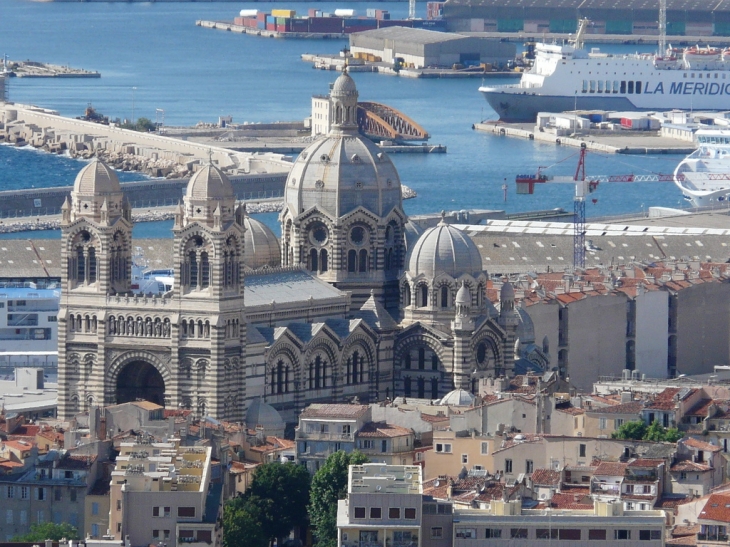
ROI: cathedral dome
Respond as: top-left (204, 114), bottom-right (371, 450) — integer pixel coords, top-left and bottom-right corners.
top-left (186, 164), bottom-right (234, 201)
top-left (243, 216), bottom-right (281, 269)
top-left (500, 281), bottom-right (515, 301)
top-left (73, 159), bottom-right (121, 196)
top-left (439, 389), bottom-right (476, 407)
top-left (245, 398), bottom-right (285, 437)
top-left (404, 220), bottom-right (423, 252)
top-left (331, 71), bottom-right (358, 97)
top-left (284, 135), bottom-right (402, 219)
top-left (407, 220), bottom-right (483, 278)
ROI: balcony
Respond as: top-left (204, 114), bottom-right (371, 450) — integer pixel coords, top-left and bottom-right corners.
top-left (297, 431), bottom-right (354, 441)
top-left (592, 484), bottom-right (620, 495)
top-left (698, 534), bottom-right (728, 542)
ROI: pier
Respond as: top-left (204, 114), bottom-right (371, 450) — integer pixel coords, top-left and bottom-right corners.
top-left (197, 20), bottom-right (347, 39)
top-left (473, 121), bottom-right (696, 154)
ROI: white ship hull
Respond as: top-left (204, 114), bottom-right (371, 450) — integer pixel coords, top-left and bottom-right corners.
top-left (674, 130), bottom-right (730, 207)
top-left (480, 42), bottom-right (730, 122)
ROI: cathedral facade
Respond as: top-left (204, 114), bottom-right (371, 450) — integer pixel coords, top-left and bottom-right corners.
top-left (57, 72), bottom-right (546, 423)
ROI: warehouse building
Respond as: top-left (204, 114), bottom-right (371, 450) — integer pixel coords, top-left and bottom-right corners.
top-left (349, 26), bottom-right (516, 68)
top-left (441, 0), bottom-right (730, 36)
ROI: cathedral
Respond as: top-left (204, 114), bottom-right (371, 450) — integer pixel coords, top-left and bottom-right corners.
top-left (57, 71), bottom-right (547, 424)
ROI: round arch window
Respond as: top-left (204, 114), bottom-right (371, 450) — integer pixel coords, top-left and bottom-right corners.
top-left (350, 226), bottom-right (367, 246)
top-left (309, 222), bottom-right (329, 246)
top-left (476, 341), bottom-right (490, 369)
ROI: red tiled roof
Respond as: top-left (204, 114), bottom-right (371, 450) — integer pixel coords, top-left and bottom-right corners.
top-left (2, 440), bottom-right (34, 452)
top-left (549, 492), bottom-right (593, 510)
top-left (588, 401), bottom-right (644, 415)
top-left (594, 461), bottom-right (629, 476)
top-left (420, 413), bottom-right (448, 423)
top-left (300, 404), bottom-right (369, 419)
top-left (357, 422), bottom-right (413, 438)
top-left (682, 437), bottom-right (721, 452)
top-left (673, 525), bottom-right (701, 537)
top-left (59, 453), bottom-right (97, 469)
top-left (685, 399), bottom-right (714, 417)
top-left (670, 460), bottom-right (712, 473)
top-left (531, 468), bottom-right (561, 486)
top-left (698, 493), bottom-right (730, 523)
top-left (656, 496), bottom-right (689, 510)
top-left (666, 536), bottom-right (697, 546)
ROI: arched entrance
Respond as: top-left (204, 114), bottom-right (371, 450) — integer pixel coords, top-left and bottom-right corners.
top-left (116, 360), bottom-right (165, 406)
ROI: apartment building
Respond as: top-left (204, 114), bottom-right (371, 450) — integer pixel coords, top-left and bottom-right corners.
top-left (109, 440), bottom-right (219, 547)
top-left (453, 499), bottom-right (665, 547)
top-left (355, 423), bottom-right (416, 465)
top-left (337, 464), bottom-right (424, 547)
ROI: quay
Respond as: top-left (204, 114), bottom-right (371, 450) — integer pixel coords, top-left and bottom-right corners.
top-left (196, 20), bottom-right (347, 39)
top-left (2, 60), bottom-right (99, 79)
top-left (302, 52), bottom-right (522, 79)
top-left (473, 121), bottom-right (696, 154)
top-left (466, 31), bottom-right (730, 47)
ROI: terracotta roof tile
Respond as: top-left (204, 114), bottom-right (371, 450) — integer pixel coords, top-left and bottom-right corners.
top-left (698, 493), bottom-right (730, 523)
top-left (531, 468), bottom-right (561, 486)
top-left (549, 492), bottom-right (593, 510)
top-left (357, 422), bottom-right (413, 438)
top-left (589, 401), bottom-right (644, 415)
top-left (682, 437), bottom-right (721, 452)
top-left (670, 460), bottom-right (713, 472)
top-left (594, 461), bottom-right (629, 476)
top-left (300, 404), bottom-right (369, 419)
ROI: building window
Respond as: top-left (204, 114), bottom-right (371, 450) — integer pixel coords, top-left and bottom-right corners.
top-left (55, 489), bottom-right (62, 501)
top-left (370, 507), bottom-right (382, 519)
top-left (511, 529), bottom-right (528, 539)
top-left (481, 442), bottom-right (489, 454)
top-left (36, 487), bottom-right (45, 501)
top-left (462, 454), bottom-right (468, 464)
top-left (37, 510), bottom-right (44, 523)
top-left (560, 530), bottom-right (581, 540)
top-left (48, 316), bottom-right (57, 322)
top-left (362, 440), bottom-right (374, 449)
top-left (456, 529), bottom-right (477, 539)
top-left (354, 507), bottom-right (366, 519)
top-left (615, 530), bottom-right (631, 540)
top-left (537, 530), bottom-right (558, 539)
top-left (589, 530), bottom-right (607, 540)
top-left (639, 531), bottom-right (662, 541)
top-left (614, 419), bottom-right (624, 429)
top-left (153, 530), bottom-right (160, 540)
top-left (5, 510), bottom-right (12, 524)
top-left (21, 486), bottom-right (28, 499)
top-left (485, 529), bottom-right (502, 539)
top-left (91, 524), bottom-right (99, 538)
top-left (404, 508), bottom-right (416, 519)
top-left (680, 472), bottom-right (687, 480)
top-left (389, 508), bottom-right (400, 519)
top-left (20, 510), bottom-right (27, 525)
top-left (505, 459), bottom-right (513, 473)
top-left (599, 418), bottom-right (607, 430)
top-left (7, 486), bottom-right (14, 499)
top-left (92, 502), bottom-right (99, 516)
top-left (117, 500), bottom-right (122, 511)
top-left (431, 528), bottom-right (443, 539)
top-left (435, 443), bottom-right (452, 453)
top-left (526, 460), bottom-right (534, 473)
top-left (579, 444), bottom-right (586, 458)
top-left (178, 507), bottom-right (196, 518)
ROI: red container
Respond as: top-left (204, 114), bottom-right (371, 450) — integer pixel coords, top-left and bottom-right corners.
top-left (308, 8), bottom-right (318, 17)
top-left (276, 24), bottom-right (287, 32)
top-left (266, 23), bottom-right (276, 30)
top-left (291, 19), bottom-right (309, 31)
top-left (308, 17), bottom-right (343, 32)
top-left (246, 17), bottom-right (258, 27)
top-left (257, 12), bottom-right (267, 21)
top-left (234, 17), bottom-right (244, 25)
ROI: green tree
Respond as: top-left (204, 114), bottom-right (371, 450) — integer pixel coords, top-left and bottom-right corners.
top-left (644, 420), bottom-right (682, 443)
top-left (309, 451), bottom-right (369, 547)
top-left (611, 420), bottom-right (647, 440)
top-left (11, 522), bottom-right (80, 542)
top-left (247, 462), bottom-right (311, 544)
top-left (222, 494), bottom-right (269, 547)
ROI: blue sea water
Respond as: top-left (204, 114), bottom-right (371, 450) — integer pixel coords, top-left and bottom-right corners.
top-left (0, 0), bottom-right (690, 240)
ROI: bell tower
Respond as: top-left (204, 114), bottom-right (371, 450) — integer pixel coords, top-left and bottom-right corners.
top-left (171, 163), bottom-right (247, 420)
top-left (58, 159), bottom-right (133, 419)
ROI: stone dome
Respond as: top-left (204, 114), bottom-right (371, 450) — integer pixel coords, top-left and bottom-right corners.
top-left (456, 282), bottom-right (471, 305)
top-left (407, 220), bottom-right (483, 278)
top-left (243, 216), bottom-right (282, 269)
top-left (500, 281), bottom-right (515, 301)
top-left (73, 159), bottom-right (121, 196)
top-left (186, 164), bottom-right (234, 201)
top-left (331, 70), bottom-right (358, 97)
top-left (516, 307), bottom-right (535, 344)
top-left (245, 398), bottom-right (285, 437)
top-left (284, 135), bottom-right (402, 219)
top-left (439, 389), bottom-right (476, 407)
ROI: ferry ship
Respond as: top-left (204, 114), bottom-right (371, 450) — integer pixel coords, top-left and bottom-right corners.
top-left (480, 19), bottom-right (730, 122)
top-left (674, 129), bottom-right (730, 207)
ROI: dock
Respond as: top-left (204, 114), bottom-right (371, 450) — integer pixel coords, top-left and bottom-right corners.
top-left (302, 53), bottom-right (522, 79)
top-left (3, 60), bottom-right (99, 78)
top-left (196, 20), bottom-right (347, 39)
top-left (473, 121), bottom-right (696, 154)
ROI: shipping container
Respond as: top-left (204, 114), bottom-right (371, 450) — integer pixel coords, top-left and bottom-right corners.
top-left (334, 9), bottom-right (356, 17)
top-left (366, 8), bottom-right (377, 18)
top-left (378, 19), bottom-right (413, 28)
top-left (308, 17), bottom-right (344, 32)
top-left (257, 21), bottom-right (266, 29)
top-left (240, 9), bottom-right (258, 17)
top-left (276, 24), bottom-right (287, 32)
top-left (234, 17), bottom-right (244, 26)
top-left (272, 9), bottom-right (296, 18)
top-left (266, 23), bottom-right (276, 31)
top-left (291, 18), bottom-right (309, 31)
top-left (376, 10), bottom-right (390, 20)
top-left (257, 12), bottom-right (267, 21)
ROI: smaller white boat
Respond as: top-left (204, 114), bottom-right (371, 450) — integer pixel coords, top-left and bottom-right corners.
top-left (674, 129), bottom-right (730, 207)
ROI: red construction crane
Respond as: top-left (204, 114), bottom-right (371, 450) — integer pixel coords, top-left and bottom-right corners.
top-left (515, 146), bottom-right (699, 270)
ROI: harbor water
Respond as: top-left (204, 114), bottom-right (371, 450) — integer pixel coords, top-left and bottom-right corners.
top-left (1, 1), bottom-right (691, 238)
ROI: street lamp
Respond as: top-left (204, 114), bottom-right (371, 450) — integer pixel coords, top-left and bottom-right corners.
top-left (132, 86), bottom-right (137, 125)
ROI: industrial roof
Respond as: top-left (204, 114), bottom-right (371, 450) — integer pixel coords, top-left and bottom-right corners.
top-left (352, 26), bottom-right (469, 44)
top-left (244, 267), bottom-right (344, 307)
